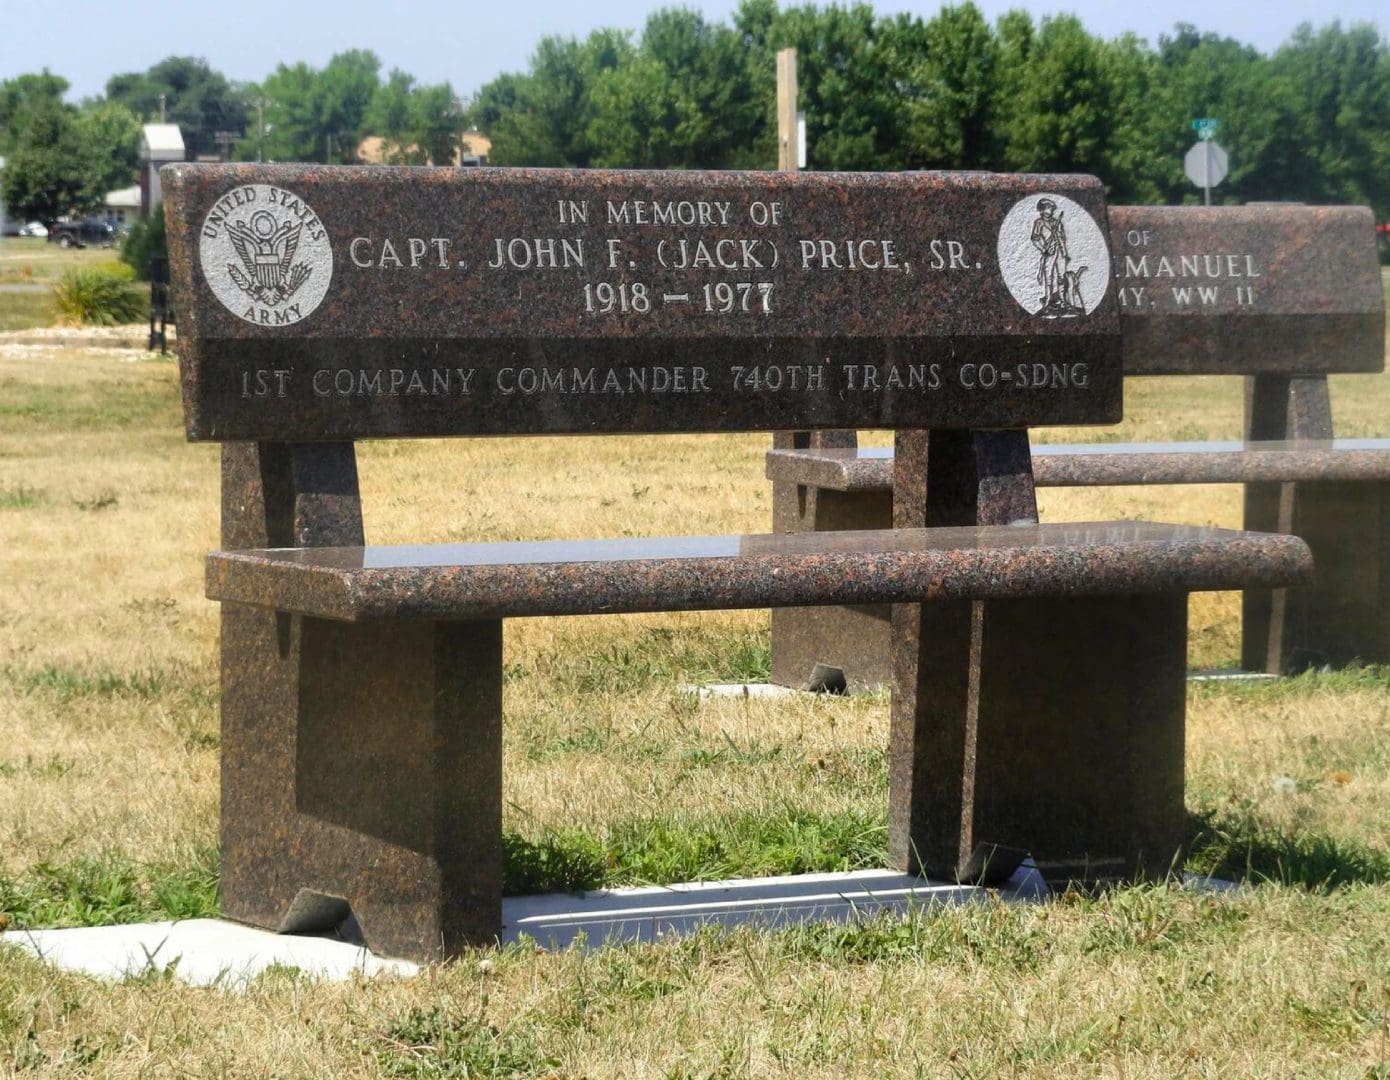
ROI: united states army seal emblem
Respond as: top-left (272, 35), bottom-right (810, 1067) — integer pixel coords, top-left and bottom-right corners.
top-left (996, 193), bottom-right (1109, 318)
top-left (199, 184), bottom-right (333, 326)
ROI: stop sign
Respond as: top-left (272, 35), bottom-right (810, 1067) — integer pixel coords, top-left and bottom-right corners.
top-left (1185, 140), bottom-right (1229, 189)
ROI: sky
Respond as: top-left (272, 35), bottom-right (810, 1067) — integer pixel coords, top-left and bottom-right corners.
top-left (2, 0), bottom-right (1385, 104)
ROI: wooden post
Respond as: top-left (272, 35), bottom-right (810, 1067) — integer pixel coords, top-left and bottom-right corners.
top-left (777, 48), bottom-right (798, 173)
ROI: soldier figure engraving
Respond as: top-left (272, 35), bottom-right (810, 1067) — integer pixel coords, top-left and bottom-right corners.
top-left (1031, 199), bottom-right (1087, 317)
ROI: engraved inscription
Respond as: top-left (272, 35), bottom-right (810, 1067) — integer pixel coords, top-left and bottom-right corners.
top-left (344, 193), bottom-right (991, 324)
top-left (182, 170), bottom-right (1125, 439)
top-left (1116, 228), bottom-right (1262, 309)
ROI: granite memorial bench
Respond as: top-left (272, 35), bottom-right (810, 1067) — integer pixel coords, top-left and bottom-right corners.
top-left (769, 205), bottom-right (1387, 688)
top-left (166, 164), bottom-right (1309, 963)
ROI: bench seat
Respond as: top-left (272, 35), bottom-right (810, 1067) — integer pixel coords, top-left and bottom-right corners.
top-left (206, 522), bottom-right (1311, 622)
top-left (767, 437), bottom-right (1390, 682)
top-left (766, 438), bottom-right (1390, 490)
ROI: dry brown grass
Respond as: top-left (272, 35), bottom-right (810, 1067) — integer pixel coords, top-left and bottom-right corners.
top-left (2, 342), bottom-right (1389, 1076)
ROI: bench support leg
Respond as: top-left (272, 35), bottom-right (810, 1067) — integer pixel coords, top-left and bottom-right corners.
top-left (888, 430), bottom-right (1186, 887)
top-left (218, 443), bottom-right (504, 963)
top-left (1243, 480), bottom-right (1390, 672)
top-left (1241, 374), bottom-right (1389, 672)
top-left (770, 429), bottom-right (1031, 691)
top-left (888, 594), bottom-right (1189, 887)
top-left (769, 431), bottom-right (884, 690)
top-left (222, 614), bottom-right (504, 963)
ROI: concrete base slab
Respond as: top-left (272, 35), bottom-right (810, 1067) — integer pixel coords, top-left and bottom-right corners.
top-left (4, 866), bottom-right (1231, 984)
top-left (688, 671), bottom-right (1282, 700)
top-left (1188, 668), bottom-right (1279, 683)
top-left (678, 682), bottom-right (800, 699)
top-left (1, 918), bottom-right (418, 987)
top-left (501, 864), bottom-right (1049, 949)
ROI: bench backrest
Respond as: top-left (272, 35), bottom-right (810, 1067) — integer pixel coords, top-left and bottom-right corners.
top-left (1110, 204), bottom-right (1383, 375)
top-left (164, 165), bottom-right (1123, 442)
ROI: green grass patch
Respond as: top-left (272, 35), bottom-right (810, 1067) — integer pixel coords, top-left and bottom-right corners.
top-left (0, 290), bottom-right (54, 331)
top-left (374, 1000), bottom-right (561, 1078)
top-left (0, 238), bottom-right (118, 282)
top-left (526, 726), bottom-right (881, 776)
top-left (0, 373), bottom-right (180, 432)
top-left (0, 754), bottom-right (74, 780)
top-left (1191, 663), bottom-right (1390, 703)
top-left (10, 663), bottom-right (181, 702)
top-left (778, 899), bottom-right (1054, 974)
top-left (1186, 808), bottom-right (1390, 889)
top-left (557, 626), bottom-right (770, 694)
top-left (0, 848), bottom-right (219, 930)
top-left (503, 806), bottom-right (888, 895)
top-left (0, 483), bottom-right (45, 509)
top-left (4, 663), bottom-right (218, 750)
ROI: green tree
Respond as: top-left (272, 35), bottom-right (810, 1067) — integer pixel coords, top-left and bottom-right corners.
top-left (74, 100), bottom-right (142, 198)
top-left (472, 31), bottom-right (631, 166)
top-left (409, 84), bottom-right (466, 165)
top-left (905, 3), bottom-right (1002, 169)
top-left (1151, 26), bottom-right (1296, 205)
top-left (587, 8), bottom-right (768, 168)
top-left (366, 69), bottom-right (416, 158)
top-left (1, 99), bottom-right (93, 222)
top-left (1272, 22), bottom-right (1390, 215)
top-left (773, 3), bottom-right (916, 170)
top-left (1001, 14), bottom-right (1164, 200)
top-left (254, 49), bottom-right (382, 162)
top-left (366, 71), bottom-right (465, 164)
top-left (0, 70), bottom-right (69, 152)
top-left (106, 56), bottom-right (247, 158)
top-left (1098, 34), bottom-right (1169, 203)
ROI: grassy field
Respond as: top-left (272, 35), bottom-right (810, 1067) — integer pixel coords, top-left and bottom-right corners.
top-left (0, 237), bottom-right (124, 284)
top-left (0, 238), bottom-right (145, 332)
top-left (0, 334), bottom-right (1388, 1075)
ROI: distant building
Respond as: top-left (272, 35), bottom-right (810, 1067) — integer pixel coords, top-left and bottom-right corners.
top-left (140, 123), bottom-right (186, 215)
top-left (460, 129), bottom-right (490, 166)
top-left (101, 184), bottom-right (141, 226)
top-left (355, 129), bottom-right (490, 167)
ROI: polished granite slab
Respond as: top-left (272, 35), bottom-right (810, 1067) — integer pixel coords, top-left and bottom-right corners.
top-left (206, 521), bottom-right (1311, 621)
top-left (165, 165), bottom-right (1122, 440)
top-left (766, 438), bottom-right (1390, 491)
top-left (1108, 205), bottom-right (1383, 376)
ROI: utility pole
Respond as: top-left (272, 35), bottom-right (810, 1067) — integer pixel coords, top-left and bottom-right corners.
top-left (770, 47), bottom-right (809, 505)
top-left (776, 48), bottom-right (798, 172)
top-left (158, 94), bottom-right (166, 123)
top-left (255, 99), bottom-right (266, 163)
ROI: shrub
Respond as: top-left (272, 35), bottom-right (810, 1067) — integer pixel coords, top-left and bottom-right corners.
top-left (51, 264), bottom-right (145, 326)
top-left (119, 205), bottom-right (166, 281)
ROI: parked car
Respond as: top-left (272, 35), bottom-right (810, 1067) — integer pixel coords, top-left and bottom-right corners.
top-left (46, 218), bottom-right (116, 249)
top-left (18, 221), bottom-right (48, 237)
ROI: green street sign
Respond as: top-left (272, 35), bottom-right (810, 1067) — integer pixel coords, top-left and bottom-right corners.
top-left (1191, 118), bottom-right (1220, 140)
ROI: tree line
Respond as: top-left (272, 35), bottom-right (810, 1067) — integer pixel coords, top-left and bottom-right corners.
top-left (475, 1), bottom-right (1390, 215)
top-left (0, 53), bottom-right (465, 222)
top-left (2, 2), bottom-right (1387, 225)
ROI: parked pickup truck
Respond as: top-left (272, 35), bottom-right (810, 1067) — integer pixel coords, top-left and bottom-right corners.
top-left (46, 218), bottom-right (117, 249)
